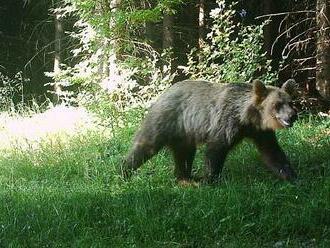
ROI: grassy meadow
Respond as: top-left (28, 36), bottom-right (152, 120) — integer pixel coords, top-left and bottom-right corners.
top-left (0, 107), bottom-right (329, 247)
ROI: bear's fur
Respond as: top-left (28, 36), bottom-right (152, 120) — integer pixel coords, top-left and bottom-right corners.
top-left (123, 79), bottom-right (298, 182)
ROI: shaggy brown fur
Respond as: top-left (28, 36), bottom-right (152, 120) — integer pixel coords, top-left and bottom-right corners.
top-left (123, 79), bottom-right (298, 182)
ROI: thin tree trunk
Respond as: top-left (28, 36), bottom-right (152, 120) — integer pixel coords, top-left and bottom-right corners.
top-left (198, 0), bottom-right (205, 49)
top-left (263, 0), bottom-right (273, 57)
top-left (107, 0), bottom-right (121, 79)
top-left (163, 13), bottom-right (174, 49)
top-left (162, 12), bottom-right (176, 79)
top-left (143, 0), bottom-right (154, 43)
top-left (316, 0), bottom-right (330, 100)
top-left (53, 11), bottom-right (63, 104)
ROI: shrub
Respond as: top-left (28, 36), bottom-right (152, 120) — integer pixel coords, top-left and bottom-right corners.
top-left (0, 72), bottom-right (29, 111)
top-left (182, 0), bottom-right (276, 83)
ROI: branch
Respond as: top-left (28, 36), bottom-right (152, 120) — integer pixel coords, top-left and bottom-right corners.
top-left (294, 56), bottom-right (315, 62)
top-left (294, 55), bottom-right (316, 66)
top-left (256, 10), bottom-right (315, 20)
top-left (282, 27), bottom-right (316, 58)
top-left (279, 63), bottom-right (290, 72)
top-left (289, 37), bottom-right (315, 48)
top-left (295, 67), bottom-right (316, 71)
top-left (271, 17), bottom-right (315, 55)
top-left (278, 14), bottom-right (289, 33)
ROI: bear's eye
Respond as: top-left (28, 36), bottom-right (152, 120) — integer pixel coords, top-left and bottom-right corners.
top-left (274, 102), bottom-right (282, 110)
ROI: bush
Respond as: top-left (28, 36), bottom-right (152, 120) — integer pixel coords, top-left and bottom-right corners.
top-left (183, 0), bottom-right (276, 83)
top-left (0, 72), bottom-right (30, 111)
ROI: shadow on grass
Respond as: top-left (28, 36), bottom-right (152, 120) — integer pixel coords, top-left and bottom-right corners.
top-left (0, 181), bottom-right (329, 247)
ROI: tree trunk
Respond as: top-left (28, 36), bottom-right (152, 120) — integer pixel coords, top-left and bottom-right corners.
top-left (198, 0), bottom-right (205, 49)
top-left (162, 12), bottom-right (176, 79)
top-left (107, 0), bottom-right (121, 79)
top-left (263, 0), bottom-right (273, 57)
top-left (163, 13), bottom-right (174, 49)
top-left (53, 11), bottom-right (63, 104)
top-left (316, 0), bottom-right (330, 100)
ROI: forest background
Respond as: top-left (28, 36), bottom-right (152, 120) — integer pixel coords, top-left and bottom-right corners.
top-left (1, 0), bottom-right (330, 112)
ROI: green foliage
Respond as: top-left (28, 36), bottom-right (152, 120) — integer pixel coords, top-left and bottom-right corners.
top-left (49, 46), bottom-right (175, 112)
top-left (107, 49), bottom-right (175, 110)
top-left (0, 110), bottom-right (329, 246)
top-left (65, 0), bottom-right (183, 39)
top-left (184, 0), bottom-right (276, 83)
top-left (50, 0), bottom-right (179, 111)
top-left (0, 72), bottom-right (29, 111)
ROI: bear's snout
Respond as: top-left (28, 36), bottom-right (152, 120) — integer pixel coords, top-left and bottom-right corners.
top-left (280, 113), bottom-right (297, 128)
top-left (286, 107), bottom-right (298, 126)
top-left (276, 106), bottom-right (297, 128)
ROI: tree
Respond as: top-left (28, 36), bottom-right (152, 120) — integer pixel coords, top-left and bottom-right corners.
top-left (262, 0), bottom-right (274, 57)
top-left (163, 13), bottom-right (174, 49)
top-left (316, 0), bottom-right (330, 100)
top-left (198, 0), bottom-right (205, 49)
top-left (53, 6), bottom-right (63, 103)
top-left (106, 0), bottom-right (122, 79)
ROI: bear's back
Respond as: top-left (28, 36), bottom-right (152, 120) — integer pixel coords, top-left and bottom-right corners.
top-left (144, 80), bottom-right (253, 143)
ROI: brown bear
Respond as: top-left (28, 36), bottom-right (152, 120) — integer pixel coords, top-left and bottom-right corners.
top-left (123, 79), bottom-right (298, 182)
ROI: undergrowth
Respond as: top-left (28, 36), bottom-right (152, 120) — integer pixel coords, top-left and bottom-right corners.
top-left (0, 110), bottom-right (329, 247)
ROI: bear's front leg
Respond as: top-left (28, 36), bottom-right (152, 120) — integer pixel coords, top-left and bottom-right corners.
top-left (205, 143), bottom-right (229, 183)
top-left (252, 131), bottom-right (297, 181)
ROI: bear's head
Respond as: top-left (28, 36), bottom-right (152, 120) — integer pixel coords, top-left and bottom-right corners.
top-left (253, 79), bottom-right (298, 130)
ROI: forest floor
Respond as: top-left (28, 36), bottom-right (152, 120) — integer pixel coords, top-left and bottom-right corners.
top-left (0, 106), bottom-right (329, 247)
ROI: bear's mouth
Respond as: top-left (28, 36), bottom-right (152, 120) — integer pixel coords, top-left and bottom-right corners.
top-left (276, 116), bottom-right (292, 128)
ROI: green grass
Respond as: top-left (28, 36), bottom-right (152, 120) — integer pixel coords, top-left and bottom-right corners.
top-left (0, 114), bottom-right (329, 247)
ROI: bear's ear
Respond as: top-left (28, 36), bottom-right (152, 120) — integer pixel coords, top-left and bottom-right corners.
top-left (281, 79), bottom-right (297, 96)
top-left (253, 79), bottom-right (267, 104)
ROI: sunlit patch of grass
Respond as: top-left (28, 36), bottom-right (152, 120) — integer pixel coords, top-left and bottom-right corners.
top-left (0, 110), bottom-right (329, 247)
top-left (0, 105), bottom-right (106, 151)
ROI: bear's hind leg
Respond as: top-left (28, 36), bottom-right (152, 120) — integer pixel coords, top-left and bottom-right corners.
top-left (170, 141), bottom-right (196, 181)
top-left (123, 140), bottom-right (162, 178)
